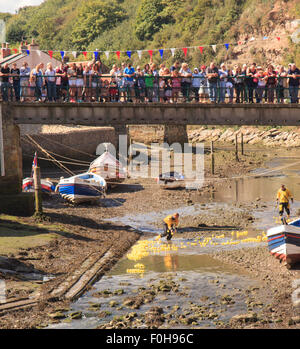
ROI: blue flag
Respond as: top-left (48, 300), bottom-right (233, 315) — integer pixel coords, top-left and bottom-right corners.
top-left (60, 51), bottom-right (65, 60)
top-left (126, 51), bottom-right (131, 59)
top-left (224, 43), bottom-right (229, 50)
top-left (26, 49), bottom-right (30, 55)
top-left (159, 49), bottom-right (164, 59)
top-left (94, 51), bottom-right (99, 60)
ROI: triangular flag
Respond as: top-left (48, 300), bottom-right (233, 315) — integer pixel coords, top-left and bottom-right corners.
top-left (225, 43), bottom-right (229, 50)
top-left (159, 49), bottom-right (164, 59)
top-left (263, 36), bottom-right (268, 40)
top-left (182, 47), bottom-right (187, 57)
top-left (105, 51), bottom-right (110, 59)
top-left (94, 51), bottom-right (99, 60)
top-left (126, 51), bottom-right (131, 59)
top-left (60, 51), bottom-right (65, 60)
top-left (211, 45), bottom-right (216, 53)
top-left (72, 51), bottom-right (77, 59)
top-left (13, 48), bottom-right (18, 54)
top-left (249, 37), bottom-right (255, 41)
top-left (137, 50), bottom-right (142, 59)
top-left (116, 51), bottom-right (120, 60)
top-left (276, 37), bottom-right (280, 41)
top-left (238, 41), bottom-right (242, 45)
top-left (170, 48), bottom-right (176, 57)
top-left (198, 46), bottom-right (203, 54)
top-left (148, 50), bottom-right (153, 58)
top-left (83, 51), bottom-right (87, 58)
top-left (48, 50), bottom-right (53, 59)
top-left (26, 49), bottom-right (30, 55)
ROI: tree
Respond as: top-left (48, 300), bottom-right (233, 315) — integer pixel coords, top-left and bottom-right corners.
top-left (71, 0), bottom-right (127, 50)
top-left (134, 0), bottom-right (178, 41)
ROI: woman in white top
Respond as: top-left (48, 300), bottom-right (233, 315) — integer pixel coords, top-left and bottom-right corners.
top-left (218, 63), bottom-right (228, 103)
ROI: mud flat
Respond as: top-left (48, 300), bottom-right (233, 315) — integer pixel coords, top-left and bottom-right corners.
top-left (0, 146), bottom-right (298, 328)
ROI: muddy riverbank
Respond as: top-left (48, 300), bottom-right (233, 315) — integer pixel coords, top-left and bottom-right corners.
top-left (0, 146), bottom-right (299, 328)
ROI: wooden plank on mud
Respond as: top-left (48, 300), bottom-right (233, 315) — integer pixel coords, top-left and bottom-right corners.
top-left (64, 250), bottom-right (113, 301)
top-left (0, 298), bottom-right (37, 313)
top-left (49, 248), bottom-right (112, 300)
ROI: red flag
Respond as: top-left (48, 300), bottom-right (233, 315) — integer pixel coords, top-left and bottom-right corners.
top-left (276, 37), bottom-right (280, 41)
top-left (83, 51), bottom-right (87, 58)
top-left (48, 50), bottom-right (53, 59)
top-left (13, 48), bottom-right (18, 54)
top-left (198, 46), bottom-right (203, 54)
top-left (182, 47), bottom-right (188, 57)
top-left (116, 51), bottom-right (120, 60)
top-left (238, 41), bottom-right (242, 45)
top-left (148, 50), bottom-right (153, 58)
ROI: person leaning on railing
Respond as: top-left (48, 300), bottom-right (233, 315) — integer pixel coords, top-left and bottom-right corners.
top-left (30, 63), bottom-right (44, 102)
top-left (134, 66), bottom-right (145, 103)
top-left (10, 63), bottom-right (20, 102)
top-left (55, 63), bottom-right (69, 102)
top-left (287, 63), bottom-right (300, 104)
top-left (198, 65), bottom-right (208, 103)
top-left (233, 65), bottom-right (243, 103)
top-left (265, 64), bottom-right (277, 104)
top-left (0, 63), bottom-right (10, 102)
top-left (19, 62), bottom-right (30, 102)
top-left (45, 62), bottom-right (56, 102)
top-left (276, 65), bottom-right (288, 104)
top-left (206, 62), bottom-right (219, 103)
top-left (68, 62), bottom-right (77, 103)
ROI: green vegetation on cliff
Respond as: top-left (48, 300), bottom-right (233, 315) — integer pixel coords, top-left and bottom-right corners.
top-left (1, 0), bottom-right (299, 66)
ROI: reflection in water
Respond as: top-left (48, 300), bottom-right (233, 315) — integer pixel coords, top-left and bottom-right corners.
top-left (210, 155), bottom-right (300, 204)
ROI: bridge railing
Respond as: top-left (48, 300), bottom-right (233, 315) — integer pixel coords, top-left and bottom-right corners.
top-left (0, 75), bottom-right (299, 104)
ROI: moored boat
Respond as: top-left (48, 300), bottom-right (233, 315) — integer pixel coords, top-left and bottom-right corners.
top-left (266, 217), bottom-right (300, 265)
top-left (156, 171), bottom-right (185, 189)
top-left (56, 172), bottom-right (107, 204)
top-left (22, 177), bottom-right (55, 195)
top-left (89, 151), bottom-right (127, 187)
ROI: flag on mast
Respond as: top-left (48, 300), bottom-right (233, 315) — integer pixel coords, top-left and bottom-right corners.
top-left (31, 152), bottom-right (37, 178)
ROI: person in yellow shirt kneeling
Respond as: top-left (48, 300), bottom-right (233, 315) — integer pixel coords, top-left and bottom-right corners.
top-left (160, 213), bottom-right (179, 240)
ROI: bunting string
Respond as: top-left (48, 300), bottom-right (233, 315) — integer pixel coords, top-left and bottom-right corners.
top-left (17, 34), bottom-right (291, 60)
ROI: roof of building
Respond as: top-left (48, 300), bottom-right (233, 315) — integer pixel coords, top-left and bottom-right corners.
top-left (0, 53), bottom-right (26, 65)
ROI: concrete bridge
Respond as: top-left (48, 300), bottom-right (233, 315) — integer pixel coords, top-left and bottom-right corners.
top-left (3, 102), bottom-right (300, 145)
top-left (4, 102), bottom-right (300, 128)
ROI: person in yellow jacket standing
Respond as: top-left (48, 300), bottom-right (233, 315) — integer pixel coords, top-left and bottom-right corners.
top-left (276, 184), bottom-right (294, 219)
top-left (160, 213), bottom-right (179, 240)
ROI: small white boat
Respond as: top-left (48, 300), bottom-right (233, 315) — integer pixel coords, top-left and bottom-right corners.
top-left (56, 172), bottom-right (107, 204)
top-left (89, 151), bottom-right (127, 187)
top-left (266, 217), bottom-right (300, 265)
top-left (22, 177), bottom-right (55, 195)
top-left (156, 172), bottom-right (185, 189)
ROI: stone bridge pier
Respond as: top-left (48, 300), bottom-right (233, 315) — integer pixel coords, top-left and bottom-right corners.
top-left (0, 105), bottom-right (34, 216)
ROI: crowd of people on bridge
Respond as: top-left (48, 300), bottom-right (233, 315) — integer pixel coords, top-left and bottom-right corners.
top-left (0, 59), bottom-right (299, 104)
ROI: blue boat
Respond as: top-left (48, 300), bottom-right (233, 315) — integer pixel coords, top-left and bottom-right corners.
top-left (56, 172), bottom-right (107, 204)
top-left (267, 217), bottom-right (300, 265)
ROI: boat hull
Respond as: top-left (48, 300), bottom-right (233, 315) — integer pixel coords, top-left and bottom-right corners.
top-left (57, 173), bottom-right (106, 204)
top-left (22, 178), bottom-right (54, 194)
top-left (267, 222), bottom-right (300, 264)
top-left (157, 179), bottom-right (185, 189)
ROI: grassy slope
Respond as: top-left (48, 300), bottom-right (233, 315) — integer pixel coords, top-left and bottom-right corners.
top-left (1, 0), bottom-right (300, 65)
